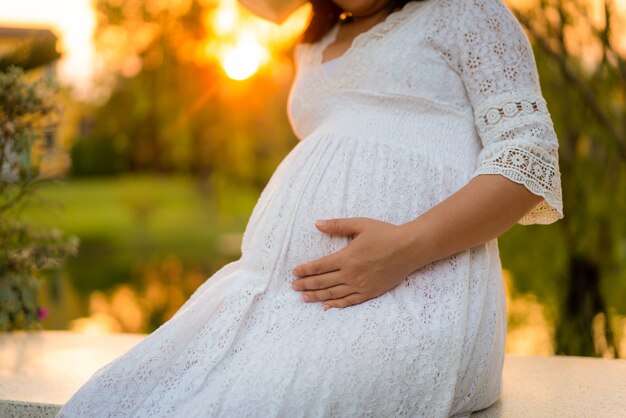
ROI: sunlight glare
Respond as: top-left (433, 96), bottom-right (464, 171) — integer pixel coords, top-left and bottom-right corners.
top-left (220, 32), bottom-right (268, 80)
top-left (205, 0), bottom-right (310, 80)
top-left (212, 3), bottom-right (238, 36)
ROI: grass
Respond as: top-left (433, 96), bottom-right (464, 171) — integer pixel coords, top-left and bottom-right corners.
top-left (20, 174), bottom-right (259, 295)
top-left (23, 174), bottom-right (257, 258)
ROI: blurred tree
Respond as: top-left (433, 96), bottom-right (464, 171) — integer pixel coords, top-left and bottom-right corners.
top-left (499, 0), bottom-right (626, 357)
top-left (76, 0), bottom-right (297, 197)
top-left (70, 130), bottom-right (127, 176)
top-left (0, 66), bottom-right (79, 331)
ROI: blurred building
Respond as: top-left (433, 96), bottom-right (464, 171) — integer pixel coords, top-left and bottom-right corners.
top-left (0, 26), bottom-right (72, 179)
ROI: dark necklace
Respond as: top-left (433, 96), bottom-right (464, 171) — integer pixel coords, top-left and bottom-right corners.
top-left (338, 7), bottom-right (398, 25)
top-left (338, 11), bottom-right (355, 24)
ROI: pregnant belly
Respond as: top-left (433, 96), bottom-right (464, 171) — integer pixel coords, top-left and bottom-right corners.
top-left (230, 132), bottom-right (489, 371)
top-left (239, 131), bottom-right (468, 281)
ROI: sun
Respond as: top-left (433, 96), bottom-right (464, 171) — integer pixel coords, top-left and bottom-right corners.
top-left (220, 32), bottom-right (269, 80)
top-left (206, 0), bottom-right (311, 81)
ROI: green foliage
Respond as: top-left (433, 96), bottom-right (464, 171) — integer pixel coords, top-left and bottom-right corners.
top-left (0, 222), bottom-right (78, 330)
top-left (509, 1), bottom-right (626, 357)
top-left (22, 175), bottom-right (255, 291)
top-left (70, 132), bottom-right (127, 176)
top-left (0, 66), bottom-right (79, 331)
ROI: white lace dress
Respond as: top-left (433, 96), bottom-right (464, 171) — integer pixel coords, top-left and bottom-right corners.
top-left (56, 0), bottom-right (564, 417)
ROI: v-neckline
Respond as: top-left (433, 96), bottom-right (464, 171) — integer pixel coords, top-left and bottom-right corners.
top-left (313, 0), bottom-right (439, 84)
top-left (319, 24), bottom-right (350, 66)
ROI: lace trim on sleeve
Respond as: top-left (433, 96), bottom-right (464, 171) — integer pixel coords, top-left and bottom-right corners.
top-left (474, 89), bottom-right (550, 145)
top-left (471, 90), bottom-right (564, 225)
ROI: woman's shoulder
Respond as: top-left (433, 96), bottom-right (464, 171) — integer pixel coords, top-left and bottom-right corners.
top-left (426, 0), bottom-right (516, 18)
top-left (423, 0), bottom-right (525, 40)
top-left (421, 0), bottom-right (532, 69)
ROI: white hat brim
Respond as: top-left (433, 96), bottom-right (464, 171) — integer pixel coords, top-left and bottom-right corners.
top-left (236, 0), bottom-right (309, 24)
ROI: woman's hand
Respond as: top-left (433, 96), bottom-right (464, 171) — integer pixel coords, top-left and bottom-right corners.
top-left (290, 175), bottom-right (550, 311)
top-left (290, 217), bottom-right (417, 311)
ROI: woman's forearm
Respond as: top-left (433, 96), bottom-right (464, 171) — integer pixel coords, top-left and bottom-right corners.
top-left (395, 174), bottom-right (544, 273)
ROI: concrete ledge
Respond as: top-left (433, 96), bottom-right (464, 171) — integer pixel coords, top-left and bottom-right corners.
top-left (0, 331), bottom-right (145, 417)
top-left (1, 331), bottom-right (625, 417)
top-left (472, 354), bottom-right (626, 417)
top-left (0, 400), bottom-right (60, 418)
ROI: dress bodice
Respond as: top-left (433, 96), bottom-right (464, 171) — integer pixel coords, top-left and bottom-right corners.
top-left (286, 0), bottom-right (564, 226)
top-left (321, 56), bottom-right (342, 76)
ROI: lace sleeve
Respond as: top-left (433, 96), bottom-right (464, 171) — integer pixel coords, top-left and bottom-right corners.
top-left (432, 0), bottom-right (564, 225)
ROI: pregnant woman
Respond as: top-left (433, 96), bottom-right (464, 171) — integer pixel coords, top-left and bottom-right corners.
top-left (57, 0), bottom-right (564, 416)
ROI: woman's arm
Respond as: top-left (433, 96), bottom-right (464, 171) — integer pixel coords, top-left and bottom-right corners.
top-left (291, 174), bottom-right (544, 310)
top-left (394, 173), bottom-right (544, 273)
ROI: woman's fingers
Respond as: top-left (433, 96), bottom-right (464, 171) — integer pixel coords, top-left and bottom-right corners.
top-left (300, 284), bottom-right (354, 303)
top-left (291, 249), bottom-right (344, 278)
top-left (291, 268), bottom-right (369, 309)
top-left (291, 269), bottom-right (344, 292)
top-left (322, 293), bottom-right (366, 310)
